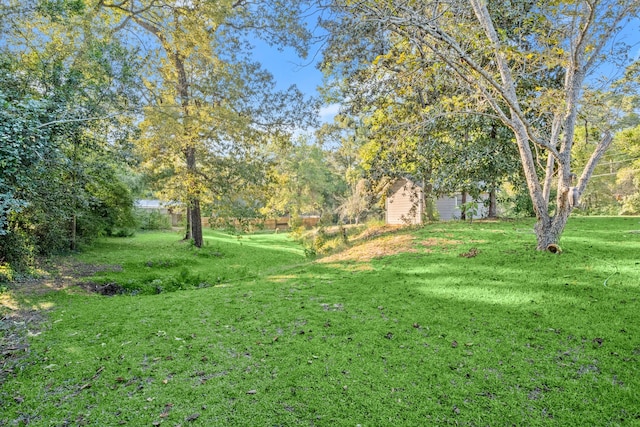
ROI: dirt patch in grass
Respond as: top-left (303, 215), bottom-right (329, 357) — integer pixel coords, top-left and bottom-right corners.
top-left (419, 237), bottom-right (464, 251)
top-left (318, 233), bottom-right (468, 264)
top-left (318, 233), bottom-right (417, 263)
top-left (353, 224), bottom-right (404, 240)
top-left (8, 260), bottom-right (122, 298)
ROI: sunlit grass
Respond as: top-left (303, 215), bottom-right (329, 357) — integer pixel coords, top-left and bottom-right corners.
top-left (73, 229), bottom-right (305, 293)
top-left (1, 217), bottom-right (639, 425)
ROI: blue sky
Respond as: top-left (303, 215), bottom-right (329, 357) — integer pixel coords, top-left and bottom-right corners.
top-left (251, 37), bottom-right (340, 124)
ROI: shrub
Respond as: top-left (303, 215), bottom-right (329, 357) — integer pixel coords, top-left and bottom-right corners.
top-left (0, 263), bottom-right (14, 283)
top-left (620, 194), bottom-right (640, 215)
top-left (135, 209), bottom-right (171, 230)
top-left (0, 228), bottom-right (35, 274)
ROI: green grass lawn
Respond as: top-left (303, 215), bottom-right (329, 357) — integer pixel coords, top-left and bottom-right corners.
top-left (1, 218), bottom-right (639, 426)
top-left (73, 229), bottom-right (306, 294)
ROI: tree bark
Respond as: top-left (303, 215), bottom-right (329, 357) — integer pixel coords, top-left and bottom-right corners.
top-left (184, 145), bottom-right (203, 247)
top-left (488, 188), bottom-right (497, 218)
top-left (184, 206), bottom-right (192, 241)
top-left (191, 199), bottom-right (203, 248)
top-left (174, 48), bottom-right (204, 248)
top-left (460, 191), bottom-right (467, 221)
top-left (422, 174), bottom-right (437, 221)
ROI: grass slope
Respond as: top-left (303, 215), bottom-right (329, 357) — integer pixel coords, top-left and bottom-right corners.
top-left (1, 218), bottom-right (639, 426)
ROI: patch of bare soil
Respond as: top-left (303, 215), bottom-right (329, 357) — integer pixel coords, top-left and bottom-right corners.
top-left (318, 233), bottom-right (417, 264)
top-left (419, 237), bottom-right (464, 251)
top-left (8, 260), bottom-right (122, 298)
top-left (353, 224), bottom-right (405, 240)
top-left (0, 260), bottom-right (122, 382)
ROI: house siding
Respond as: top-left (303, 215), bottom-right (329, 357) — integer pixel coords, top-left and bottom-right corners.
top-left (435, 196), bottom-right (459, 221)
top-left (385, 179), bottom-right (423, 225)
top-left (385, 179), bottom-right (492, 224)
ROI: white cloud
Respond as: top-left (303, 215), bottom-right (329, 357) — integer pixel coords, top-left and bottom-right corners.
top-left (319, 103), bottom-right (341, 122)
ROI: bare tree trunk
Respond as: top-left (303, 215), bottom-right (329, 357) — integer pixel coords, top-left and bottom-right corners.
top-left (70, 214), bottom-right (77, 251)
top-left (185, 146), bottom-right (203, 247)
top-left (175, 51), bottom-right (204, 248)
top-left (460, 191), bottom-right (467, 221)
top-left (184, 206), bottom-right (192, 241)
top-left (488, 188), bottom-right (497, 218)
top-left (191, 199), bottom-right (203, 248)
top-left (422, 175), bottom-right (437, 221)
top-left (542, 153), bottom-right (555, 204)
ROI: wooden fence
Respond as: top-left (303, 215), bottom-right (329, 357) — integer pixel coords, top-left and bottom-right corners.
top-left (202, 216), bottom-right (320, 230)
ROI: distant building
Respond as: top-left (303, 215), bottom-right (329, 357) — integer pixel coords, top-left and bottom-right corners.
top-left (385, 178), bottom-right (489, 225)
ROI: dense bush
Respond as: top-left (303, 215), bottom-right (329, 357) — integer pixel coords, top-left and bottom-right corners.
top-left (135, 209), bottom-right (172, 231)
top-left (0, 229), bottom-right (34, 276)
top-left (620, 194), bottom-right (640, 215)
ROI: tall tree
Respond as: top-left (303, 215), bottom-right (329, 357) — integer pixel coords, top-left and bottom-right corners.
top-left (323, 0), bottom-right (639, 249)
top-left (100, 0), bottom-right (316, 247)
top-left (261, 137), bottom-right (343, 218)
top-left (0, 0), bottom-right (141, 269)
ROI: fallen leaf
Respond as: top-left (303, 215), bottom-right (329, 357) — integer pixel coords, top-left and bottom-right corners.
top-left (186, 413), bottom-right (200, 422)
top-left (459, 248), bottom-right (479, 258)
top-left (451, 341), bottom-right (458, 348)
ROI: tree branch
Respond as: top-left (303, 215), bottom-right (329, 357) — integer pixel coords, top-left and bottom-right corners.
top-left (37, 114), bottom-right (120, 129)
top-left (576, 131), bottom-right (614, 195)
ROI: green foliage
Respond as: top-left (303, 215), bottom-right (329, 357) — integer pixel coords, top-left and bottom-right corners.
top-left (0, 223), bottom-right (36, 275)
top-left (322, 0), bottom-right (640, 248)
top-left (262, 139), bottom-right (345, 218)
top-left (502, 186), bottom-right (536, 218)
top-left (0, 263), bottom-right (12, 284)
top-left (142, 268), bottom-right (210, 295)
top-left (620, 193), bottom-right (640, 215)
top-left (458, 200), bottom-right (479, 222)
top-left (296, 224), bottom-right (366, 258)
top-left (0, 81), bottom-right (51, 235)
top-left (135, 210), bottom-right (172, 231)
top-left (0, 5), bottom-right (141, 268)
top-left (37, 0), bottom-right (86, 19)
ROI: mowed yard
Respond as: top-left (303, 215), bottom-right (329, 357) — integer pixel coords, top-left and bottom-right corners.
top-left (1, 217), bottom-right (639, 426)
